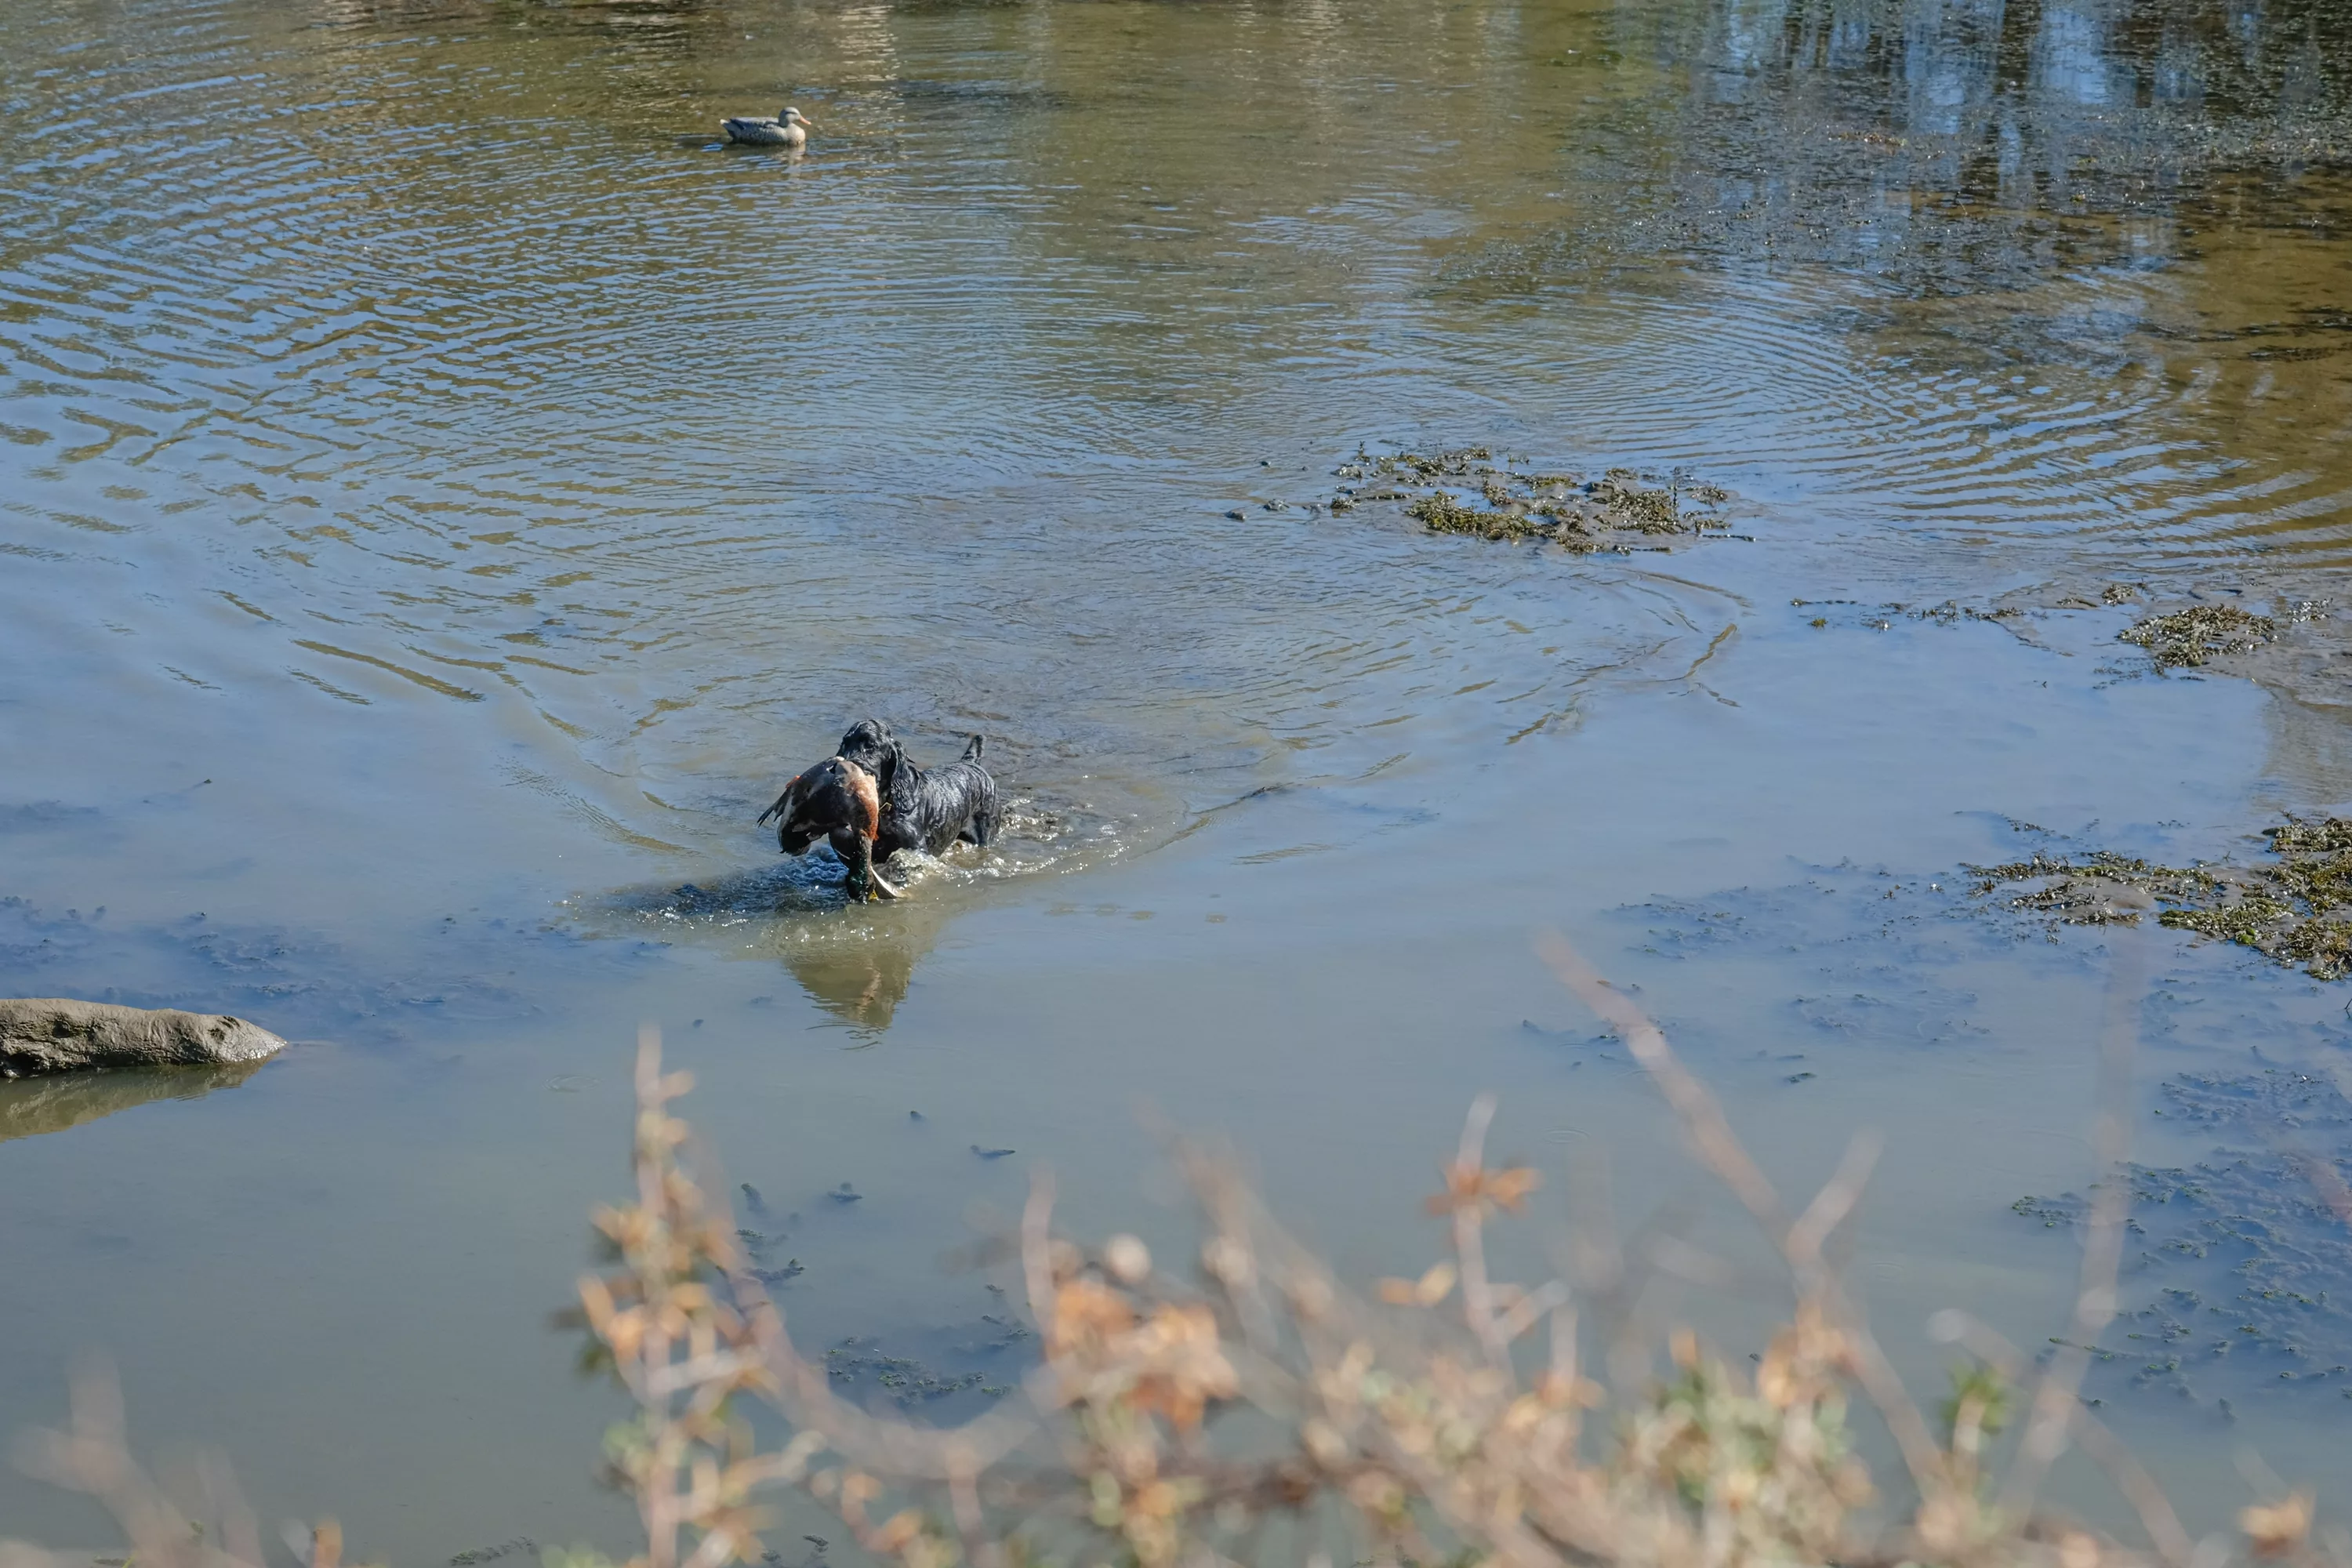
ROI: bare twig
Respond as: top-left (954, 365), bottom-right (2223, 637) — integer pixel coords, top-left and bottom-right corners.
top-left (1536, 935), bottom-right (1788, 1232)
top-left (2302, 1152), bottom-right (2352, 1230)
top-left (1788, 1132), bottom-right (1882, 1279)
top-left (1535, 929), bottom-right (1953, 1505)
top-left (1998, 923), bottom-right (2147, 1522)
top-left (11, 1360), bottom-right (281, 1568)
top-left (1933, 1309), bottom-right (2191, 1566)
top-left (1453, 1094), bottom-right (1511, 1367)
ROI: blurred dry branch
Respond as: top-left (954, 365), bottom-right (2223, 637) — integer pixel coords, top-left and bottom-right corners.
top-left (1, 1360), bottom-right (344, 1568)
top-left (572, 1026), bottom-right (801, 1568)
top-left (10, 939), bottom-right (2351, 1568)
top-left (549, 936), bottom-right (2350, 1568)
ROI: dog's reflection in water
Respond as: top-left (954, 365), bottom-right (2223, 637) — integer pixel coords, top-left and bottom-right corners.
top-left (619, 858), bottom-right (961, 1035)
top-left (772, 893), bottom-right (956, 1034)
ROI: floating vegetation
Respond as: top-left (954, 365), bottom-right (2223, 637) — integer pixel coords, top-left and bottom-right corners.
top-left (1333, 448), bottom-right (1734, 554)
top-left (2272, 818), bottom-right (2352, 855)
top-left (1969, 850), bottom-right (2217, 926)
top-left (2049, 583), bottom-right (2148, 609)
top-left (2158, 1065), bottom-right (2352, 1130)
top-left (2014, 1069), bottom-right (2352, 1409)
top-left (2118, 603), bottom-right (2278, 669)
top-left (1788, 596), bottom-right (2034, 636)
top-left (823, 1320), bottom-right (1028, 1409)
top-left (1904, 599), bottom-right (2025, 626)
top-left (1971, 818), bottom-right (2352, 978)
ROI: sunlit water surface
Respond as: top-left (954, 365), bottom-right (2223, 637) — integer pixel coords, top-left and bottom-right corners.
top-left (5, 0), bottom-right (2352, 1554)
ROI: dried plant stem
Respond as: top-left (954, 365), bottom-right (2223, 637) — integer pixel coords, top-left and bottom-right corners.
top-left (1535, 929), bottom-right (1954, 1505)
top-left (9, 1360), bottom-right (285, 1568)
top-left (1934, 1311), bottom-right (2192, 1566)
top-left (1454, 1093), bottom-right (1512, 1367)
top-left (1998, 926), bottom-right (2147, 1523)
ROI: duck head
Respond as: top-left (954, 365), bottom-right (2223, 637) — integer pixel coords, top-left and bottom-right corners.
top-left (782, 107), bottom-right (815, 129)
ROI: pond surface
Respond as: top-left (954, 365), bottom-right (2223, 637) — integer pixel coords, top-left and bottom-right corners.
top-left (5, 0), bottom-right (2352, 1555)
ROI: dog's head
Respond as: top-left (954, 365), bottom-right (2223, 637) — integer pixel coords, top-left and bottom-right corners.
top-left (837, 717), bottom-right (904, 797)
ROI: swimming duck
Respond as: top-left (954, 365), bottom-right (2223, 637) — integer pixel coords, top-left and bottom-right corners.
top-left (720, 106), bottom-right (815, 147)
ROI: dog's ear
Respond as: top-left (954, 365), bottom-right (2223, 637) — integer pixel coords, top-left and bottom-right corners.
top-left (878, 740), bottom-right (903, 799)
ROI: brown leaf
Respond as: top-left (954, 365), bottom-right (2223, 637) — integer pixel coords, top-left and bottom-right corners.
top-left (1425, 1162), bottom-right (1541, 1215)
top-left (2243, 1492), bottom-right (2314, 1558)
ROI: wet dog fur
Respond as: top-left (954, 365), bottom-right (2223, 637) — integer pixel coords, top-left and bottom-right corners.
top-left (873, 731), bottom-right (998, 859)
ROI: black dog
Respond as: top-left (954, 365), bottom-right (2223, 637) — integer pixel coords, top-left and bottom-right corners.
top-left (757, 744), bottom-right (900, 902)
top-left (757, 720), bottom-right (999, 902)
top-left (832, 717), bottom-right (999, 858)
top-left (873, 731), bottom-right (998, 859)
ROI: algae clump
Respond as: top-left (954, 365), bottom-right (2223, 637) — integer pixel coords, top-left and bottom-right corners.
top-left (1334, 448), bottom-right (1733, 556)
top-left (1973, 817), bottom-right (2352, 979)
top-left (1407, 491), bottom-right (1547, 540)
top-left (2118, 604), bottom-right (2277, 668)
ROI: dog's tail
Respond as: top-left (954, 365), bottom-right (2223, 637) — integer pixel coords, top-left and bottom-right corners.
top-left (960, 734), bottom-right (985, 762)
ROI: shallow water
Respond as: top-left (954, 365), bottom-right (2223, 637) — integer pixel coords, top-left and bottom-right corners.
top-left (5, 0), bottom-right (2352, 1554)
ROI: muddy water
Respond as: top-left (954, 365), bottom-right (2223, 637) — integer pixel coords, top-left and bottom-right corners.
top-left (5, 0), bottom-right (2352, 1554)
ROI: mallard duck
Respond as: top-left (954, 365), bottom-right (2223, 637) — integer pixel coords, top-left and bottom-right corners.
top-left (720, 106), bottom-right (815, 147)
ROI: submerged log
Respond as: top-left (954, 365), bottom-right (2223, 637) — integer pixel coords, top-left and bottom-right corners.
top-left (0, 998), bottom-right (288, 1077)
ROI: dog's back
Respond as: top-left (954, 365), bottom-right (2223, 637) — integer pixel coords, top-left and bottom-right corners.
top-left (935, 736), bottom-right (997, 849)
top-left (875, 734), bottom-right (997, 856)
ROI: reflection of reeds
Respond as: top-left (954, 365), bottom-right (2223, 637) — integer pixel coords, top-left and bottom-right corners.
top-left (8, 938), bottom-right (2347, 1568)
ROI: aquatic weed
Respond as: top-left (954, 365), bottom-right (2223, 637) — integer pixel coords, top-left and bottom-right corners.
top-left (1406, 490), bottom-right (1545, 539)
top-left (1967, 851), bottom-right (2216, 925)
top-left (2158, 898), bottom-right (2298, 949)
top-left (2118, 604), bottom-right (2278, 669)
top-left (1974, 822), bottom-right (2352, 978)
top-left (1338, 447), bottom-right (1734, 555)
top-left (2268, 818), bottom-right (2352, 855)
top-left (2016, 1140), bottom-right (2352, 1410)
